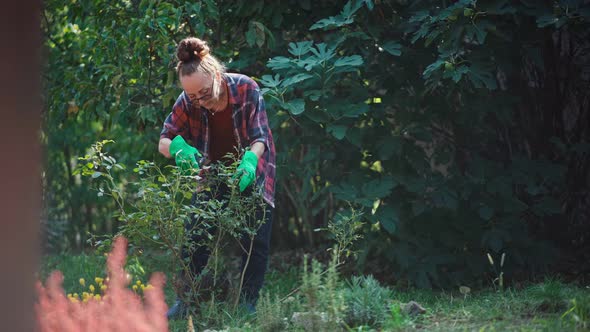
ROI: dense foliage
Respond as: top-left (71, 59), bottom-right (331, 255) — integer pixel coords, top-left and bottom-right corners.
top-left (43, 0), bottom-right (590, 288)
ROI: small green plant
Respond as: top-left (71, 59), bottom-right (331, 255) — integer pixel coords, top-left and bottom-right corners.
top-left (343, 275), bottom-right (393, 328)
top-left (381, 303), bottom-right (409, 331)
top-left (256, 292), bottom-right (287, 332)
top-left (528, 278), bottom-right (569, 312)
top-left (300, 256), bottom-right (323, 330)
top-left (299, 252), bottom-right (346, 331)
top-left (562, 295), bottom-right (590, 329)
top-left (326, 207), bottom-right (364, 265)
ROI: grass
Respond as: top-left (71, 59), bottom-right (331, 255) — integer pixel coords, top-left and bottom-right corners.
top-left (38, 251), bottom-right (590, 331)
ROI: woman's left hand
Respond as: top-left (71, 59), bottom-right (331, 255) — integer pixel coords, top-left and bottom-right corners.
top-left (234, 151), bottom-right (258, 192)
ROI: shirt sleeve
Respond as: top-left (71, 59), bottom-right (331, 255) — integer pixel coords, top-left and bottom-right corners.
top-left (160, 93), bottom-right (190, 140)
top-left (247, 86), bottom-right (271, 151)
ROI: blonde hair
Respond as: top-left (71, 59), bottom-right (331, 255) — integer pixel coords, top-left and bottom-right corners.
top-left (176, 37), bottom-right (226, 98)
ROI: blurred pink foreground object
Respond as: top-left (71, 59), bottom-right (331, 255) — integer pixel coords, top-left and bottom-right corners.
top-left (35, 237), bottom-right (169, 332)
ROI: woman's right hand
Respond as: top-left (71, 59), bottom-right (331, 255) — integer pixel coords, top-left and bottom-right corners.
top-left (169, 135), bottom-right (202, 172)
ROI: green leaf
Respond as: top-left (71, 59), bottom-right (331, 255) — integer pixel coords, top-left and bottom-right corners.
top-left (342, 103), bottom-right (369, 118)
top-left (304, 108), bottom-right (331, 123)
top-left (259, 74), bottom-right (282, 88)
top-left (375, 205), bottom-right (398, 234)
top-left (284, 99), bottom-right (305, 115)
top-left (267, 56), bottom-right (292, 70)
top-left (381, 41), bottom-right (402, 56)
top-left (362, 176), bottom-right (396, 198)
top-left (92, 171), bottom-right (103, 178)
top-left (281, 73), bottom-right (314, 88)
top-left (288, 41), bottom-right (314, 57)
top-left (310, 13), bottom-right (354, 30)
top-left (309, 0), bottom-right (362, 30)
top-left (304, 90), bottom-right (322, 102)
top-left (329, 183), bottom-right (358, 201)
top-left (310, 43), bottom-right (336, 63)
top-left (296, 57), bottom-right (320, 71)
top-left (334, 55), bottom-right (363, 67)
top-left (423, 59), bottom-right (445, 78)
top-left (251, 21), bottom-right (267, 48)
top-left (451, 65), bottom-right (469, 82)
top-left (466, 65), bottom-right (497, 90)
top-left (409, 10), bottom-right (430, 23)
top-left (327, 124), bottom-right (347, 140)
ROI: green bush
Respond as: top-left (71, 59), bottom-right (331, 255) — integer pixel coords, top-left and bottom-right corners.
top-left (75, 141), bottom-right (268, 309)
top-left (343, 275), bottom-right (393, 328)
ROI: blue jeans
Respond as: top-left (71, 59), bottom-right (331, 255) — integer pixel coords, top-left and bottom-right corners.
top-left (180, 184), bottom-right (273, 304)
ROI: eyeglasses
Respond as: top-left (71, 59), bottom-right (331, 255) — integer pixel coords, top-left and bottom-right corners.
top-left (187, 78), bottom-right (214, 104)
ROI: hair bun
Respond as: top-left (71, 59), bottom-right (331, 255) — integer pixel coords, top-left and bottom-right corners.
top-left (176, 37), bottom-right (210, 62)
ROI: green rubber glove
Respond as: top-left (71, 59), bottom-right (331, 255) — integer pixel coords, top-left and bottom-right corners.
top-left (235, 151), bottom-right (258, 192)
top-left (169, 135), bottom-right (202, 173)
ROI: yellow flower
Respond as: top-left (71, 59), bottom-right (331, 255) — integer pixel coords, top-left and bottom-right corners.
top-left (73, 293), bottom-right (79, 299)
top-left (89, 285), bottom-right (95, 293)
top-left (136, 280), bottom-right (142, 286)
top-left (101, 285), bottom-right (107, 292)
top-left (95, 277), bottom-right (104, 285)
top-left (94, 294), bottom-right (101, 301)
top-left (132, 285), bottom-right (138, 292)
top-left (79, 278), bottom-right (86, 287)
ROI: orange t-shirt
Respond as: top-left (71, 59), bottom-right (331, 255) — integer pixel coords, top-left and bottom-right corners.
top-left (208, 103), bottom-right (237, 164)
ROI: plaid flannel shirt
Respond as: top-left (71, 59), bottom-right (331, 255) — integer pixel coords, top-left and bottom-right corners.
top-left (161, 73), bottom-right (276, 208)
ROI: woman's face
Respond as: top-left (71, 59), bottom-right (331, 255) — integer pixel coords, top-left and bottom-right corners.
top-left (180, 71), bottom-right (217, 110)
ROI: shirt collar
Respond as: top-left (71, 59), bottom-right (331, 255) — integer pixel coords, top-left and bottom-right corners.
top-left (222, 73), bottom-right (240, 106)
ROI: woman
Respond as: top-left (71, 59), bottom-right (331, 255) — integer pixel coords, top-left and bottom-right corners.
top-left (158, 37), bottom-right (276, 319)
